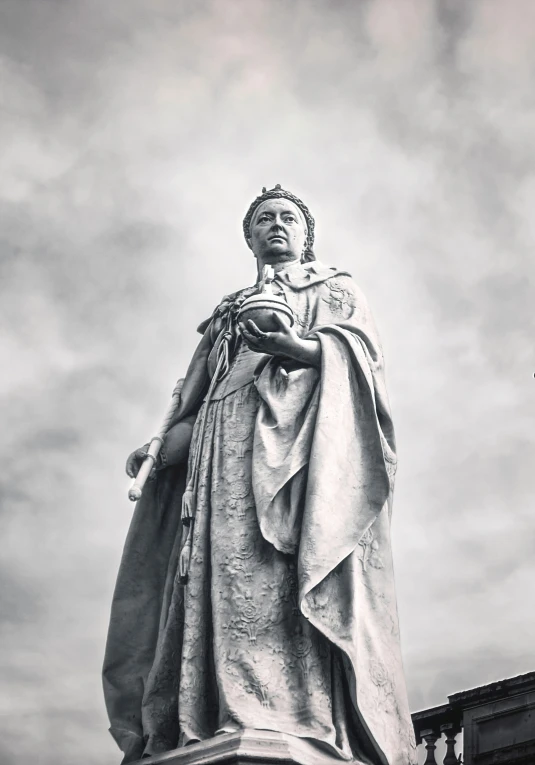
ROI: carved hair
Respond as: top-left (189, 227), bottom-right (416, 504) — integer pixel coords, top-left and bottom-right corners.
top-left (242, 184), bottom-right (316, 261)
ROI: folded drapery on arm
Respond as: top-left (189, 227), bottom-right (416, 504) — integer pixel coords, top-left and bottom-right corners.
top-left (252, 274), bottom-right (415, 765)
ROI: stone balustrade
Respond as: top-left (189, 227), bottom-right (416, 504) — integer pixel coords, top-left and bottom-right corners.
top-left (411, 671), bottom-right (535, 765)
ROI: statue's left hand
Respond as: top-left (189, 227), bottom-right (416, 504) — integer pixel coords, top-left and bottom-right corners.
top-left (238, 313), bottom-right (321, 367)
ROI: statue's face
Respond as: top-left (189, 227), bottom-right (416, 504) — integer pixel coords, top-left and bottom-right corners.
top-left (248, 199), bottom-right (308, 264)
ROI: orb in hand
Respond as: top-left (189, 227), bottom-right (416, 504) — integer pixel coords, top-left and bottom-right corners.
top-left (238, 294), bottom-right (294, 333)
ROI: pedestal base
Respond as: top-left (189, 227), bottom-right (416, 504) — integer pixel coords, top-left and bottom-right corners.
top-left (136, 729), bottom-right (352, 765)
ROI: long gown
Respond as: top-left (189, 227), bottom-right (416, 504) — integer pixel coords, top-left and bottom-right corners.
top-left (103, 260), bottom-right (418, 765)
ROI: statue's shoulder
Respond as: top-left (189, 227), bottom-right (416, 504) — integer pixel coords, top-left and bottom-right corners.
top-left (277, 260), bottom-right (353, 291)
top-left (310, 264), bottom-right (370, 296)
top-left (316, 269), bottom-right (365, 300)
top-left (311, 268), bottom-right (375, 325)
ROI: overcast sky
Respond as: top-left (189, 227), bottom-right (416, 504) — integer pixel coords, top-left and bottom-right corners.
top-left (1, 1), bottom-right (534, 764)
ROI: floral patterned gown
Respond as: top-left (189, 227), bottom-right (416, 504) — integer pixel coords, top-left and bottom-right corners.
top-left (140, 277), bottom-right (370, 761)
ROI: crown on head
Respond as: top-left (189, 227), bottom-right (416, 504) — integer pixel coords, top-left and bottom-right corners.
top-left (242, 184), bottom-right (316, 261)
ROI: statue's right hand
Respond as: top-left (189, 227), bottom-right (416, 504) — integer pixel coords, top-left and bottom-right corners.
top-left (126, 444), bottom-right (151, 479)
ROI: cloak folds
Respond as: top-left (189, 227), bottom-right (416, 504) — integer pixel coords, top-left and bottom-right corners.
top-left (103, 261), bottom-right (417, 765)
top-left (103, 466), bottom-right (187, 763)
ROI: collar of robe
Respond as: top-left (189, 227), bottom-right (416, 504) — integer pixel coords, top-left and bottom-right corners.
top-left (197, 260), bottom-right (351, 334)
top-left (273, 259), bottom-right (351, 290)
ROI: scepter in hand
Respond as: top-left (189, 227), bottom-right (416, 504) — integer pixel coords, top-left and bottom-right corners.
top-left (127, 379), bottom-right (184, 502)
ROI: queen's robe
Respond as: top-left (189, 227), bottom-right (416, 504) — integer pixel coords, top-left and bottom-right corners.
top-left (102, 260), bottom-right (417, 765)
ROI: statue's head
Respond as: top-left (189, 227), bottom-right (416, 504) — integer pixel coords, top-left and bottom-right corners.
top-left (243, 185), bottom-right (316, 266)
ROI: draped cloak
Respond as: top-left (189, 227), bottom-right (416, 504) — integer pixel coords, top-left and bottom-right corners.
top-left (103, 260), bottom-right (417, 765)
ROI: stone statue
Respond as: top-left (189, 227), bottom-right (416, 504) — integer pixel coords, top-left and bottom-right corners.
top-left (103, 186), bottom-right (417, 765)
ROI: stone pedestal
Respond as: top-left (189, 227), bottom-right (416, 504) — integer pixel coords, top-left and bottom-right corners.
top-left (136, 729), bottom-right (351, 765)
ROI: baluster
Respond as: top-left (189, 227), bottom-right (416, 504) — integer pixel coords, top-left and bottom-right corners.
top-left (441, 723), bottom-right (461, 765)
top-left (421, 728), bottom-right (439, 765)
